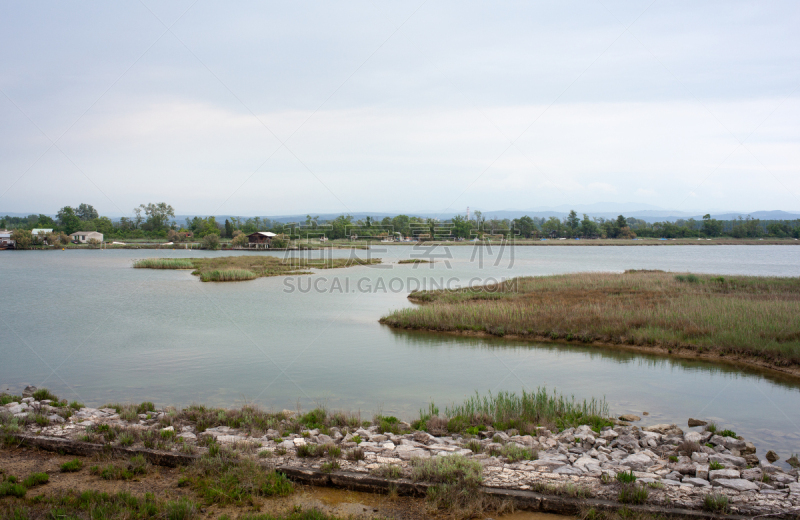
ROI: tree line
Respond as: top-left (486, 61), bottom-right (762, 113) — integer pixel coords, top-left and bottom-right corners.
top-left (3, 204), bottom-right (799, 242)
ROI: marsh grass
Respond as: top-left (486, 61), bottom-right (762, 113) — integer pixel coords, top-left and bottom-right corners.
top-left (703, 493), bottom-right (729, 513)
top-left (189, 456), bottom-right (293, 506)
top-left (200, 269), bottom-right (258, 282)
top-left (133, 258), bottom-right (194, 269)
top-left (422, 388), bottom-right (610, 434)
top-left (410, 455), bottom-right (503, 516)
top-left (381, 271), bottom-right (800, 365)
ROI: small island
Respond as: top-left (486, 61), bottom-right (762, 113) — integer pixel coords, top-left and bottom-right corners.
top-left (133, 256), bottom-right (381, 282)
top-left (380, 270), bottom-right (800, 377)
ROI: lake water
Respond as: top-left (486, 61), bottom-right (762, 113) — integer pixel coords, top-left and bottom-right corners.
top-left (1, 245), bottom-right (799, 460)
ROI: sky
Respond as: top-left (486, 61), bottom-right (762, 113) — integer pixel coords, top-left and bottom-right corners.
top-left (1, 1), bottom-right (799, 218)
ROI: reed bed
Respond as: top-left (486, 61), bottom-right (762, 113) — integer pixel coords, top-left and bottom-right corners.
top-left (133, 255), bottom-right (381, 282)
top-left (382, 271), bottom-right (800, 365)
top-left (132, 258), bottom-right (194, 269)
top-left (199, 269), bottom-right (257, 282)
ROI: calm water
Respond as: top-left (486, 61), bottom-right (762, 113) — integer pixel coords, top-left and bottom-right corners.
top-left (1, 245), bottom-right (799, 460)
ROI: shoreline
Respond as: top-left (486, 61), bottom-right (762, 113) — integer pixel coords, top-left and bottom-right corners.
top-left (386, 323), bottom-right (800, 382)
top-left (3, 391), bottom-right (798, 519)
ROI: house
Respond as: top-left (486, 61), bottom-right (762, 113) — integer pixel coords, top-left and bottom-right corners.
top-left (0, 231), bottom-right (14, 249)
top-left (70, 231), bottom-right (104, 244)
top-left (31, 228), bottom-right (53, 236)
top-left (246, 231), bottom-right (276, 248)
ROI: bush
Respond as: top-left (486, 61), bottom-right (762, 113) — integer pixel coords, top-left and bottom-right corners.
top-left (202, 234), bottom-right (220, 250)
top-left (709, 460), bottom-right (724, 470)
top-left (32, 388), bottom-right (58, 401)
top-left (231, 234), bottom-right (249, 247)
top-left (60, 459), bottom-right (83, 472)
top-left (616, 470), bottom-right (636, 483)
top-left (10, 229), bottom-right (32, 249)
top-left (21, 473), bottom-right (48, 488)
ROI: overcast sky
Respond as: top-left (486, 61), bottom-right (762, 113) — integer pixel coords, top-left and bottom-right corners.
top-left (1, 1), bottom-right (799, 218)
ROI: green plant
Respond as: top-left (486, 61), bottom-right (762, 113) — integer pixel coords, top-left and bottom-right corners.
top-left (464, 425), bottom-right (486, 435)
top-left (618, 484), bottom-right (648, 505)
top-left (705, 422), bottom-right (717, 434)
top-left (69, 400), bottom-right (83, 410)
top-left (190, 458), bottom-right (293, 505)
top-left (320, 461), bottom-right (340, 474)
top-left (501, 443), bottom-right (537, 462)
top-left (466, 439), bottom-right (482, 453)
top-left (616, 470), bottom-right (636, 484)
top-left (351, 434), bottom-right (362, 444)
top-left (0, 481), bottom-right (26, 498)
top-left (709, 461), bottom-right (724, 471)
top-left (703, 493), bottom-right (729, 512)
top-left (669, 455), bottom-right (678, 463)
top-left (60, 459), bottom-right (83, 473)
top-left (371, 464), bottom-right (402, 479)
top-left (119, 432), bottom-right (135, 447)
top-left (258, 449), bottom-right (273, 458)
top-left (345, 448), bottom-right (364, 461)
top-left (647, 481), bottom-right (665, 489)
top-left (133, 258), bottom-right (194, 269)
top-left (296, 444), bottom-right (318, 458)
top-left (21, 472), bottom-right (49, 488)
top-left (32, 388), bottom-right (58, 401)
top-left (719, 429), bottom-right (737, 438)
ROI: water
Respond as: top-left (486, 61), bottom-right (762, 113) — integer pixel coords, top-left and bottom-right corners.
top-left (1, 245), bottom-right (799, 460)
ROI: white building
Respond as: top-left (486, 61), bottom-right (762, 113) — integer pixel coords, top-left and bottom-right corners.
top-left (70, 231), bottom-right (104, 243)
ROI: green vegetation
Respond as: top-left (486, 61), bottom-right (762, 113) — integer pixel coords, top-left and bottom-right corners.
top-left (134, 255), bottom-right (381, 281)
top-left (415, 388), bottom-right (610, 435)
top-left (703, 493), bottom-right (729, 513)
top-left (709, 461), bottom-right (724, 471)
top-left (411, 455), bottom-right (489, 514)
top-left (89, 455), bottom-right (148, 480)
top-left (133, 258), bottom-right (194, 269)
top-left (60, 459), bottom-right (83, 472)
top-left (500, 444), bottom-right (537, 462)
top-left (189, 456), bottom-right (293, 506)
top-left (382, 271), bottom-right (800, 366)
top-left (370, 464), bottom-right (403, 479)
top-left (719, 429), bottom-right (737, 438)
top-left (618, 484), bottom-right (649, 505)
top-left (397, 259), bottom-right (433, 264)
top-left (616, 470), bottom-right (637, 484)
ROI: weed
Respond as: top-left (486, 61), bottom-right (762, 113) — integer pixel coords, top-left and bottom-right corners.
top-left (618, 484), bottom-right (648, 505)
top-left (190, 457), bottom-right (293, 505)
top-left (616, 470), bottom-right (636, 484)
top-left (351, 435), bottom-right (362, 444)
top-left (703, 493), bottom-right (729, 513)
top-left (258, 449), bottom-right (273, 458)
top-left (296, 444), bottom-right (318, 458)
top-left (668, 455), bottom-right (678, 463)
top-left (32, 388), bottom-right (58, 402)
top-left (320, 461), bottom-right (340, 474)
top-left (466, 439), bottom-right (483, 453)
top-left (647, 481), bottom-right (664, 489)
top-left (501, 444), bottom-right (537, 462)
top-left (719, 429), bottom-right (737, 438)
top-left (705, 422), bottom-right (717, 434)
top-left (133, 258), bottom-right (194, 269)
top-left (60, 459), bottom-right (83, 473)
top-left (345, 448), bottom-right (364, 461)
top-left (21, 473), bottom-right (48, 488)
top-left (371, 464), bottom-right (403, 479)
top-left (0, 481), bottom-right (26, 498)
top-left (118, 432), bottom-right (135, 447)
top-left (709, 461), bottom-right (724, 471)
top-left (137, 401), bottom-right (156, 414)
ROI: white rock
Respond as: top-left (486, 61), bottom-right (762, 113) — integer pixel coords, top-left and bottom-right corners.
top-left (709, 469), bottom-right (741, 481)
top-left (682, 477), bottom-right (711, 487)
top-left (713, 478), bottom-right (759, 492)
top-left (684, 431), bottom-right (702, 443)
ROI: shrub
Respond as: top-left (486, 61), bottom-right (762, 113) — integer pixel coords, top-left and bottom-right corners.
top-left (466, 439), bottom-right (482, 454)
top-left (320, 461), bottom-right (340, 474)
top-left (164, 498), bottom-right (197, 520)
top-left (709, 460), bottom-right (724, 471)
top-left (501, 444), bottom-right (536, 462)
top-left (345, 448), bottom-right (364, 461)
top-left (191, 458), bottom-right (293, 505)
top-left (719, 429), bottom-right (737, 438)
top-left (351, 435), bottom-right (362, 444)
top-left (705, 422), bottom-right (717, 434)
top-left (137, 401), bottom-right (156, 414)
top-left (202, 234), bottom-right (220, 250)
top-left (0, 481), bottom-right (26, 498)
top-left (60, 459), bottom-right (83, 472)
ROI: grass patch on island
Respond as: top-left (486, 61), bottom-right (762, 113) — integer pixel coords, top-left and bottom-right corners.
top-left (133, 255), bottom-right (381, 282)
top-left (380, 271), bottom-right (800, 366)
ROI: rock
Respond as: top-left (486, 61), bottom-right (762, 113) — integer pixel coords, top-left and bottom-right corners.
top-left (713, 478), bottom-right (759, 492)
top-left (621, 453), bottom-right (652, 471)
top-left (6, 405), bottom-right (24, 414)
top-left (178, 432), bottom-right (196, 441)
top-left (673, 463), bottom-right (696, 475)
top-left (695, 464), bottom-right (709, 480)
top-left (618, 414), bottom-right (640, 422)
top-left (47, 414), bottom-right (65, 424)
top-left (600, 429), bottom-right (618, 440)
top-left (709, 469), bottom-right (741, 481)
top-left (788, 482), bottom-right (800, 494)
top-left (22, 386), bottom-right (37, 398)
top-left (766, 450), bottom-right (779, 463)
top-left (741, 468), bottom-right (762, 481)
top-left (643, 424), bottom-right (675, 435)
top-left (687, 418), bottom-right (707, 427)
top-left (292, 437), bottom-right (306, 447)
top-left (552, 465), bottom-right (584, 475)
top-left (278, 440), bottom-right (294, 450)
top-left (709, 453), bottom-right (746, 468)
top-left (709, 435), bottom-right (725, 446)
top-left (413, 431), bottom-right (434, 444)
top-left (760, 460), bottom-right (781, 474)
top-left (723, 437), bottom-right (746, 450)
top-left (317, 434), bottom-right (333, 444)
top-left (742, 442), bottom-right (756, 455)
top-left (682, 477), bottom-right (711, 487)
top-left (684, 431), bottom-right (702, 443)
top-left (691, 452), bottom-right (709, 464)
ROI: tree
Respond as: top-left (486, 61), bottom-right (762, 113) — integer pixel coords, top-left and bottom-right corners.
top-left (231, 233), bottom-right (248, 247)
top-left (542, 217), bottom-right (563, 237)
top-left (57, 206), bottom-right (82, 235)
top-left (580, 214), bottom-right (599, 237)
top-left (76, 203), bottom-right (99, 221)
top-left (513, 216), bottom-right (535, 238)
top-left (616, 215), bottom-right (627, 230)
top-left (702, 214), bottom-right (723, 237)
top-left (138, 203), bottom-right (175, 232)
top-left (11, 229), bottom-right (33, 249)
top-left (224, 219), bottom-right (233, 238)
top-left (566, 210), bottom-right (580, 235)
top-left (202, 234), bottom-right (220, 250)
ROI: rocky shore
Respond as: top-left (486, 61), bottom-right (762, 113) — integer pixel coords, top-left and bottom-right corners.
top-left (3, 394), bottom-right (799, 518)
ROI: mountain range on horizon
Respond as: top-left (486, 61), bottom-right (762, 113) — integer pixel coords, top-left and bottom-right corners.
top-left (3, 205), bottom-right (800, 225)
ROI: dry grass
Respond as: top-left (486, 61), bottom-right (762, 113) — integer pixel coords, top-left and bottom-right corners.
top-left (381, 271), bottom-right (800, 365)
